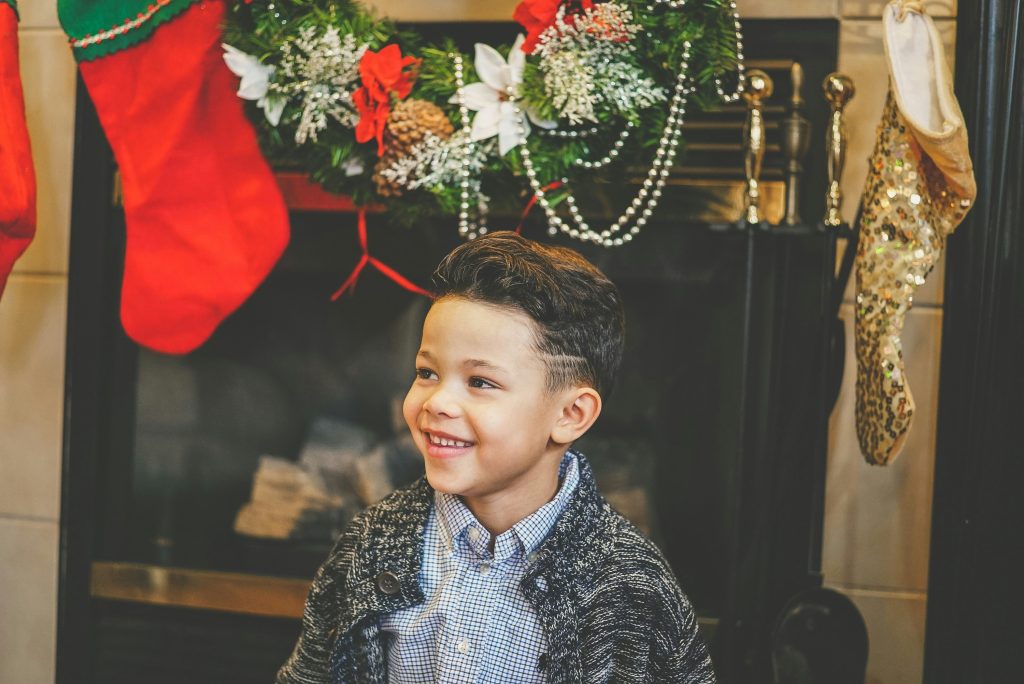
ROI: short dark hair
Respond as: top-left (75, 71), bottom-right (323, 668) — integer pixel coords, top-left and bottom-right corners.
top-left (431, 231), bottom-right (625, 397)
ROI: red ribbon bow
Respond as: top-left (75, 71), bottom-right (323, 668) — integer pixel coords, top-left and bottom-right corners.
top-left (331, 210), bottom-right (432, 300)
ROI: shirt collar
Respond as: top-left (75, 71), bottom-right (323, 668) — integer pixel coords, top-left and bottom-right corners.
top-left (434, 450), bottom-right (580, 561)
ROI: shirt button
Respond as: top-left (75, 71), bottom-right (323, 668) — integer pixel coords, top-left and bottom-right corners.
top-left (467, 527), bottom-right (480, 542)
top-left (478, 562), bottom-right (491, 575)
top-left (457, 638), bottom-right (470, 654)
top-left (527, 551), bottom-right (540, 563)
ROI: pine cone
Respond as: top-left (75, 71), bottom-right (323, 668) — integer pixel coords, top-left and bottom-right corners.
top-left (373, 99), bottom-right (455, 197)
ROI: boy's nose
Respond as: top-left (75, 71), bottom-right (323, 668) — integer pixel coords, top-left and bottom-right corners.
top-left (422, 384), bottom-right (460, 418)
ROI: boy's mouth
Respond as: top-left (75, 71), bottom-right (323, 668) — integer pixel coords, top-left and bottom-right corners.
top-left (425, 431), bottom-right (474, 449)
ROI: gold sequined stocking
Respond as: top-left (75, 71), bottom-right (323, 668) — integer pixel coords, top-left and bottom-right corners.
top-left (854, 1), bottom-right (976, 465)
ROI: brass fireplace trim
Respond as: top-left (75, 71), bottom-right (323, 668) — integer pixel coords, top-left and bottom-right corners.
top-left (90, 561), bottom-right (309, 619)
top-left (90, 561), bottom-right (719, 637)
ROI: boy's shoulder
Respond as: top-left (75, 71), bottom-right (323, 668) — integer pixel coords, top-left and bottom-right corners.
top-left (537, 460), bottom-right (670, 567)
top-left (602, 505), bottom-right (669, 559)
top-left (591, 499), bottom-right (686, 592)
top-left (549, 485), bottom-right (704, 667)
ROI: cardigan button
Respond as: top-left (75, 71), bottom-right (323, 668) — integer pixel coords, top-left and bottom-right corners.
top-left (375, 571), bottom-right (401, 596)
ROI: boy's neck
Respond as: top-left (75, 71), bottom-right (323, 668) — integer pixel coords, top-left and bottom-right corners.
top-left (460, 450), bottom-right (567, 541)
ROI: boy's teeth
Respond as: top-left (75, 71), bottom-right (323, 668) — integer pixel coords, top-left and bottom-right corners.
top-left (430, 434), bottom-right (470, 448)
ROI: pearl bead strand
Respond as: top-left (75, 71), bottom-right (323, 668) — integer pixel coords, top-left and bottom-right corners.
top-left (574, 123), bottom-right (634, 170)
top-left (715, 0), bottom-right (747, 103)
top-left (452, 53), bottom-right (488, 240)
top-left (448, 0), bottom-right (748, 247)
top-left (514, 43), bottom-right (692, 247)
top-left (540, 126), bottom-right (600, 139)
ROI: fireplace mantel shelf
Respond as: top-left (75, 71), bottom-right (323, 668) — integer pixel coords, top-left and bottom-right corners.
top-left (274, 171), bottom-right (855, 239)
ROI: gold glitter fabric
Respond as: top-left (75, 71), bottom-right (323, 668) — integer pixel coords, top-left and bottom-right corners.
top-left (853, 2), bottom-right (977, 466)
top-left (854, 88), bottom-right (975, 465)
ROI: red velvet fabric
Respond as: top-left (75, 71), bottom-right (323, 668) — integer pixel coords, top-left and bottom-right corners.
top-left (0, 3), bottom-right (37, 299)
top-left (79, 0), bottom-right (289, 354)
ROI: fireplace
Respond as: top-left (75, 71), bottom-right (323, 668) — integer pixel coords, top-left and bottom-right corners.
top-left (58, 19), bottom-right (844, 684)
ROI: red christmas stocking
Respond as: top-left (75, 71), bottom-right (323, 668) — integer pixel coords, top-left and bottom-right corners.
top-left (0, 0), bottom-right (36, 299)
top-left (70, 0), bottom-right (289, 354)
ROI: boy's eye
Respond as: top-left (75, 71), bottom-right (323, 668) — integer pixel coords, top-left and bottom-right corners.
top-left (415, 367), bottom-right (438, 381)
top-left (468, 376), bottom-right (497, 389)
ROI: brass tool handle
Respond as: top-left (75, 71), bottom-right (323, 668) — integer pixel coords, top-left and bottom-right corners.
top-left (823, 73), bottom-right (855, 227)
top-left (742, 69), bottom-right (774, 225)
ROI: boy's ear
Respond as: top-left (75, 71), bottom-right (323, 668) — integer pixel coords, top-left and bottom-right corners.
top-left (550, 387), bottom-right (602, 445)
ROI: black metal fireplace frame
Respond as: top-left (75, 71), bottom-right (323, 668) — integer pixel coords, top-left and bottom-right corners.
top-left (56, 18), bottom-right (851, 684)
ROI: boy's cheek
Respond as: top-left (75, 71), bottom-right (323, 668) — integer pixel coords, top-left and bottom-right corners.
top-left (402, 388), bottom-right (421, 435)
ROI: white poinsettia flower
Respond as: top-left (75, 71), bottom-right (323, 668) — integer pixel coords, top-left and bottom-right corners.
top-left (222, 44), bottom-right (286, 126)
top-left (452, 34), bottom-right (555, 156)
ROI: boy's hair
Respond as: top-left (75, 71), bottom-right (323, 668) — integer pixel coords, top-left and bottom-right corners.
top-left (431, 231), bottom-right (625, 397)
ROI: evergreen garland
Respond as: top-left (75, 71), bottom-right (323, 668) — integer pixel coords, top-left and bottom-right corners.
top-left (222, 0), bottom-right (741, 225)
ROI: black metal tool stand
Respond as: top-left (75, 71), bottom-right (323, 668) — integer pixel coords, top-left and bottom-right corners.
top-left (707, 218), bottom-right (859, 682)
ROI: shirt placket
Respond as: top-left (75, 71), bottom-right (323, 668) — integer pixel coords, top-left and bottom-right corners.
top-left (437, 525), bottom-right (493, 683)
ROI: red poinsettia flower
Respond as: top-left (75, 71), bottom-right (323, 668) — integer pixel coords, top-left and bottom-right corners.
top-left (353, 88), bottom-right (390, 156)
top-left (514, 0), bottom-right (593, 54)
top-left (352, 44), bottom-right (420, 155)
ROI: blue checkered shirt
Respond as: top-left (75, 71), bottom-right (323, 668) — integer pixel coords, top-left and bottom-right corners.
top-left (380, 451), bottom-right (580, 683)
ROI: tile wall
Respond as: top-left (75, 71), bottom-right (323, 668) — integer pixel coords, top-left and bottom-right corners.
top-left (0, 1), bottom-right (956, 681)
top-left (0, 2), bottom-right (76, 683)
top-left (827, 2), bottom-right (957, 683)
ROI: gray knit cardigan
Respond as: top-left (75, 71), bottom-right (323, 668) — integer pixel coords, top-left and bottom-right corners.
top-left (276, 452), bottom-right (716, 683)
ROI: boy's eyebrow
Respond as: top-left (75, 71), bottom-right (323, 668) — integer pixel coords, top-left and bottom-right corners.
top-left (464, 358), bottom-right (507, 373)
top-left (416, 350), bottom-right (507, 373)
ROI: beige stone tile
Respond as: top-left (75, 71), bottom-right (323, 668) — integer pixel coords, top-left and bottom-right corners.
top-left (823, 305), bottom-right (941, 593)
top-left (841, 0), bottom-right (957, 18)
top-left (828, 587), bottom-right (928, 684)
top-left (0, 275), bottom-right (67, 521)
top-left (15, 0), bottom-right (60, 28)
top-left (836, 18), bottom-right (956, 306)
top-left (13, 29), bottom-right (77, 276)
top-left (737, 0), bottom-right (838, 17)
top-left (0, 517), bottom-right (59, 684)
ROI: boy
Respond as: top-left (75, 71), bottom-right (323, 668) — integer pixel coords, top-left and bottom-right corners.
top-left (277, 232), bottom-right (715, 683)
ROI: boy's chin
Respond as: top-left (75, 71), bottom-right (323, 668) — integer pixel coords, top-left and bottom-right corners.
top-left (423, 470), bottom-right (459, 495)
top-left (423, 467), bottom-right (474, 497)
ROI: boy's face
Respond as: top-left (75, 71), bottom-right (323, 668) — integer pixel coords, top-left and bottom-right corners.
top-left (403, 297), bottom-right (572, 504)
